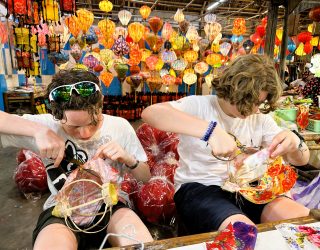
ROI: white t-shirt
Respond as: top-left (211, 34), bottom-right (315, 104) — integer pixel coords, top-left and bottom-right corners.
top-left (0, 114), bottom-right (147, 208)
top-left (170, 95), bottom-right (282, 191)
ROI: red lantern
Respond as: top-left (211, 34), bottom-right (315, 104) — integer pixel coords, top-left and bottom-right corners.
top-left (303, 42), bottom-right (313, 54)
top-left (261, 17), bottom-right (268, 26)
top-left (256, 25), bottom-right (266, 37)
top-left (93, 64), bottom-right (103, 72)
top-left (297, 31), bottom-right (312, 44)
top-left (59, 0), bottom-right (75, 13)
top-left (309, 7), bottom-right (320, 22)
top-left (250, 33), bottom-right (262, 45)
top-left (275, 36), bottom-right (281, 46)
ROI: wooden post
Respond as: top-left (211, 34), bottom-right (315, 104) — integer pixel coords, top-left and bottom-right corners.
top-left (264, 0), bottom-right (278, 58)
top-left (279, 2), bottom-right (289, 81)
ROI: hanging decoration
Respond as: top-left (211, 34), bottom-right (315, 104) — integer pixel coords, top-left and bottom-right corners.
top-left (161, 22), bottom-right (173, 41)
top-left (174, 9), bottom-right (185, 23)
top-left (111, 36), bottom-right (129, 57)
top-left (148, 17), bottom-right (163, 34)
top-left (204, 14), bottom-right (216, 24)
top-left (59, 0), bottom-right (75, 14)
top-left (194, 62), bottom-right (209, 75)
top-left (128, 22), bottom-right (145, 43)
top-left (118, 10), bottom-right (132, 26)
top-left (42, 0), bottom-right (60, 22)
top-left (98, 19), bottom-right (116, 40)
top-left (100, 71), bottom-right (114, 87)
top-left (99, 0), bottom-right (113, 13)
top-left (76, 9), bottom-right (94, 35)
top-left (232, 18), bottom-right (246, 36)
top-left (139, 5), bottom-right (151, 20)
top-left (183, 73), bottom-right (197, 85)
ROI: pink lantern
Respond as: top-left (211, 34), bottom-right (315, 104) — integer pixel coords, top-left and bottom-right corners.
top-left (82, 54), bottom-right (99, 69)
top-left (146, 55), bottom-right (159, 71)
top-left (162, 22), bottom-right (173, 41)
top-left (162, 75), bottom-right (175, 85)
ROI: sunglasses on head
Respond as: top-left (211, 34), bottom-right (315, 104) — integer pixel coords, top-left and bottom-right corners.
top-left (49, 81), bottom-right (100, 102)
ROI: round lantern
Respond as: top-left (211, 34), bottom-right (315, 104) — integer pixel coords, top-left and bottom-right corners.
top-left (65, 16), bottom-right (81, 38)
top-left (82, 53), bottom-right (99, 69)
top-left (118, 10), bottom-right (132, 26)
top-left (186, 26), bottom-right (199, 43)
top-left (183, 73), bottom-right (197, 85)
top-left (256, 25), bottom-right (266, 37)
top-left (114, 63), bottom-right (129, 81)
top-left (146, 55), bottom-right (159, 71)
top-left (99, 0), bottom-right (113, 12)
top-left (141, 49), bottom-right (152, 62)
top-left (184, 50), bottom-right (198, 63)
top-left (128, 22), bottom-right (145, 43)
top-left (162, 75), bottom-right (175, 85)
top-left (139, 5), bottom-right (151, 20)
top-left (76, 9), bottom-right (94, 34)
top-left (100, 71), bottom-right (114, 87)
top-left (174, 9), bottom-right (184, 23)
top-left (172, 59), bottom-right (187, 71)
top-left (161, 51), bottom-right (177, 64)
top-left (297, 31), bottom-right (312, 44)
top-left (94, 64), bottom-right (103, 73)
top-left (194, 62), bottom-right (209, 75)
top-left (204, 14), bottom-right (216, 24)
top-left (206, 53), bottom-right (221, 67)
top-left (148, 17), bottom-right (163, 34)
top-left (100, 49), bottom-right (114, 64)
top-left (220, 42), bottom-right (232, 56)
top-left (111, 36), bottom-right (129, 56)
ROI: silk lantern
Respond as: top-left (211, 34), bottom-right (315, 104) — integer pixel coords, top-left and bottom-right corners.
top-left (100, 71), bottom-right (114, 87)
top-left (128, 22), bottom-right (145, 43)
top-left (162, 22), bottom-right (173, 41)
top-left (59, 0), bottom-right (75, 13)
top-left (162, 75), bottom-right (175, 85)
top-left (184, 50), bottom-right (198, 63)
top-left (172, 59), bottom-right (187, 71)
top-left (118, 10), bottom-right (132, 26)
top-left (183, 73), bottom-right (197, 85)
top-left (194, 62), bottom-right (209, 75)
top-left (220, 42), bottom-right (232, 56)
top-left (174, 9), bottom-right (184, 23)
top-left (186, 26), bottom-right (199, 43)
top-left (99, 0), bottom-right (113, 13)
top-left (76, 9), bottom-right (94, 34)
top-left (204, 14), bottom-right (216, 24)
top-left (65, 15), bottom-right (81, 38)
top-left (139, 5), bottom-right (151, 20)
top-left (42, 0), bottom-right (60, 22)
top-left (148, 17), bottom-right (163, 34)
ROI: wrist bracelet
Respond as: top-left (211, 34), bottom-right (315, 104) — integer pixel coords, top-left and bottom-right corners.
top-left (201, 121), bottom-right (217, 142)
top-left (126, 159), bottom-right (139, 170)
top-left (291, 129), bottom-right (305, 150)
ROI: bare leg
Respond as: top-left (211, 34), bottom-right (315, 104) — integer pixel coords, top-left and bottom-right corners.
top-left (261, 196), bottom-right (310, 223)
top-left (33, 223), bottom-right (78, 250)
top-left (107, 208), bottom-right (153, 246)
top-left (218, 214), bottom-right (255, 230)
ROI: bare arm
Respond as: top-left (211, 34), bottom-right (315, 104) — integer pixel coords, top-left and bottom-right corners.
top-left (141, 103), bottom-right (238, 158)
top-left (0, 111), bottom-right (65, 166)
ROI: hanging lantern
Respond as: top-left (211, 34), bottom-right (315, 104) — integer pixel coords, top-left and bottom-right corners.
top-left (205, 74), bottom-right (213, 88)
top-left (162, 75), bottom-right (176, 85)
top-left (99, 0), bottom-right (113, 13)
top-left (204, 22), bottom-right (222, 42)
top-left (198, 38), bottom-right (210, 53)
top-left (118, 10), bottom-right (132, 26)
top-left (304, 42), bottom-right (313, 54)
top-left (204, 14), bottom-right (216, 24)
top-left (220, 42), bottom-right (232, 56)
top-left (145, 34), bottom-right (164, 53)
top-left (174, 9), bottom-right (184, 23)
top-left (0, 22), bottom-right (8, 44)
top-left (83, 53), bottom-right (99, 69)
top-left (161, 51), bottom-right (177, 64)
top-left (297, 31), bottom-right (312, 44)
top-left (128, 22), bottom-right (145, 43)
top-left (139, 5), bottom-right (151, 20)
top-left (60, 0), bottom-right (75, 13)
top-left (130, 74), bottom-right (143, 89)
top-left (100, 71), bottom-right (114, 87)
top-left (155, 59), bottom-right (164, 71)
top-left (172, 59), bottom-right (187, 71)
top-left (186, 26), bottom-right (199, 43)
top-left (311, 36), bottom-right (319, 47)
top-left (115, 63), bottom-right (129, 81)
top-left (76, 9), bottom-right (94, 34)
top-left (194, 62), bottom-right (209, 75)
top-left (141, 49), bottom-right (152, 62)
top-left (148, 17), bottom-right (163, 34)
top-left (128, 47), bottom-right (142, 66)
top-left (243, 40), bottom-right (254, 54)
top-left (65, 16), bottom-right (81, 38)
top-left (130, 65), bottom-right (141, 75)
top-left (184, 68), bottom-right (194, 74)
top-left (171, 36), bottom-right (186, 50)
top-left (100, 49), bottom-right (114, 64)
top-left (160, 69), bottom-right (169, 77)
top-left (183, 73), bottom-right (197, 85)
top-left (206, 53), bottom-right (221, 67)
top-left (184, 50), bottom-right (198, 63)
top-left (250, 33), bottom-right (262, 45)
top-left (42, 0), bottom-right (60, 22)
top-left (256, 25), bottom-right (266, 37)
top-left (162, 22), bottom-right (173, 41)
top-left (146, 55), bottom-right (159, 71)
top-left (98, 19), bottom-right (116, 40)
top-left (14, 27), bottom-right (30, 45)
top-left (111, 36), bottom-right (129, 57)
top-left (295, 43), bottom-right (306, 56)
top-left (113, 27), bottom-right (128, 40)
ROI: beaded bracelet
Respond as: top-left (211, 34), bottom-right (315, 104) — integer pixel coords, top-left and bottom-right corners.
top-left (201, 121), bottom-right (217, 142)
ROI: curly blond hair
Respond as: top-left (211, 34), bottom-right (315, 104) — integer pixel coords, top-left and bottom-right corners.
top-left (212, 54), bottom-right (283, 116)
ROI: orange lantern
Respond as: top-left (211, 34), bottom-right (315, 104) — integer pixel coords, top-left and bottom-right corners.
top-left (128, 22), bottom-right (145, 43)
top-left (145, 34), bottom-right (164, 53)
top-left (184, 50), bottom-right (198, 63)
top-left (100, 71), bottom-right (114, 87)
top-left (148, 16), bottom-right (163, 34)
top-left (128, 48), bottom-right (142, 66)
top-left (65, 16), bottom-right (81, 38)
top-left (206, 53), bottom-right (221, 67)
top-left (98, 19), bottom-right (116, 40)
top-left (99, 0), bottom-right (113, 12)
top-left (141, 49), bottom-right (152, 62)
top-left (162, 75), bottom-right (175, 85)
top-left (130, 65), bottom-right (141, 75)
top-left (139, 5), bottom-right (151, 20)
top-left (76, 9), bottom-right (94, 34)
top-left (146, 55), bottom-right (159, 71)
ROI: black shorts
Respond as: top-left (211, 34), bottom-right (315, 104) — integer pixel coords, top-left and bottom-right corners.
top-left (32, 202), bottom-right (127, 250)
top-left (174, 182), bottom-right (266, 234)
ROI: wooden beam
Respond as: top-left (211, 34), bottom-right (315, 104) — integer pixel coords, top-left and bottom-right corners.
top-left (287, 0), bottom-right (303, 14)
top-left (265, 0), bottom-right (278, 58)
top-left (279, 1), bottom-right (289, 81)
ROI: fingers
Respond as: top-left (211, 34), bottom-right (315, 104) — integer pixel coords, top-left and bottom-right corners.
top-left (54, 146), bottom-right (65, 168)
top-left (93, 141), bottom-right (125, 162)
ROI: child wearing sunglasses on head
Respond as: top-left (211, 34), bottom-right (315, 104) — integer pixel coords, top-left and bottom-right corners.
top-left (0, 69), bottom-right (153, 249)
top-left (141, 54), bottom-right (310, 235)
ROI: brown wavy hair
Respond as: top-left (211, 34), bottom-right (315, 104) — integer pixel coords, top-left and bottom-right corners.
top-left (46, 69), bottom-right (103, 125)
top-left (212, 54), bottom-right (283, 116)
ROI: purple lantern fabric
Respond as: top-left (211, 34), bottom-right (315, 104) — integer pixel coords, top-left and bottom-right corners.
top-left (82, 54), bottom-right (99, 69)
top-left (111, 36), bottom-right (129, 57)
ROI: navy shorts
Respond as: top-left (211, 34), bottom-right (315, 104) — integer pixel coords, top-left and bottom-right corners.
top-left (174, 182), bottom-right (266, 234)
top-left (32, 202), bottom-right (127, 250)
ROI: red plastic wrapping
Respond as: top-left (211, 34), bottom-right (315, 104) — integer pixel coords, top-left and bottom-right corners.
top-left (135, 176), bottom-right (176, 224)
top-left (14, 149), bottom-right (48, 199)
top-left (151, 152), bottom-right (179, 184)
top-left (136, 123), bottom-right (179, 170)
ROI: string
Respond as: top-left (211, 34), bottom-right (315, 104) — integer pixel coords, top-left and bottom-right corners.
top-left (99, 224), bottom-right (144, 250)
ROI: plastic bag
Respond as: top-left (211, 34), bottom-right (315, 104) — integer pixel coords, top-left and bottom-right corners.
top-left (136, 123), bottom-right (179, 169)
top-left (14, 149), bottom-right (48, 200)
top-left (135, 176), bottom-right (176, 224)
top-left (151, 152), bottom-right (179, 184)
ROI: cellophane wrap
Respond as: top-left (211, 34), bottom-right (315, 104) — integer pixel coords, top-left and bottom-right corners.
top-left (135, 176), bottom-right (176, 224)
top-left (53, 159), bottom-right (119, 226)
top-left (14, 149), bottom-right (48, 199)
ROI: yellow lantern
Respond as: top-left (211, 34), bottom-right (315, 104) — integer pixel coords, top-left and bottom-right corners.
top-left (206, 53), bottom-right (221, 66)
top-left (155, 59), bottom-right (164, 71)
top-left (15, 27), bottom-right (30, 45)
top-left (76, 9), bottom-right (94, 34)
top-left (99, 0), bottom-right (113, 13)
top-left (184, 68), bottom-right (194, 74)
top-left (174, 9), bottom-right (184, 23)
top-left (30, 61), bottom-right (40, 76)
top-left (139, 5), bottom-right (151, 20)
top-left (276, 28), bottom-right (283, 41)
top-left (211, 42), bottom-right (220, 53)
top-left (184, 50), bottom-right (198, 63)
top-left (42, 0), bottom-right (60, 22)
top-left (98, 19), bottom-right (115, 40)
top-left (128, 22), bottom-right (145, 43)
top-left (100, 49), bottom-right (114, 64)
top-left (183, 73), bottom-right (197, 85)
top-left (295, 43), bottom-right (306, 56)
top-left (308, 23), bottom-right (315, 34)
top-left (172, 36), bottom-right (186, 50)
top-left (311, 36), bottom-right (319, 46)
